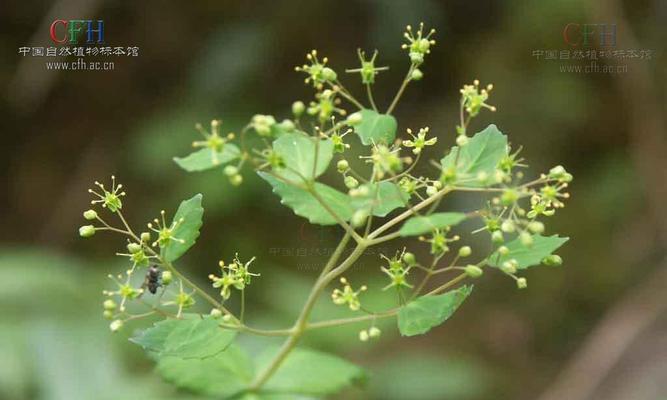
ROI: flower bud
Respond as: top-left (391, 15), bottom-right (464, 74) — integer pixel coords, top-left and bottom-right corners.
top-left (410, 68), bottom-right (423, 81)
top-left (230, 174), bottom-right (243, 186)
top-left (501, 189), bottom-right (519, 206)
top-left (322, 67), bottom-right (337, 81)
top-left (498, 246), bottom-right (510, 256)
top-left (346, 111), bottom-right (363, 126)
top-left (109, 319), bottom-right (124, 332)
top-left (491, 230), bottom-right (504, 244)
top-left (527, 221), bottom-right (545, 234)
top-left (79, 225), bottom-right (96, 238)
top-left (409, 51), bottom-right (424, 64)
top-left (519, 231), bottom-right (534, 247)
top-left (103, 310), bottom-right (114, 320)
top-left (140, 232), bottom-right (151, 242)
top-left (337, 160), bottom-right (349, 173)
top-left (280, 119), bottom-right (295, 132)
top-left (161, 270), bottom-right (173, 285)
top-left (368, 326), bottom-right (381, 338)
top-left (516, 277), bottom-right (527, 289)
top-left (465, 264), bottom-right (483, 278)
top-left (426, 185), bottom-right (438, 197)
top-left (351, 209), bottom-right (368, 228)
top-left (222, 314), bottom-right (233, 322)
top-left (83, 209), bottom-right (98, 220)
top-left (344, 176), bottom-right (359, 189)
top-left (402, 252), bottom-right (416, 265)
top-left (456, 135), bottom-right (469, 146)
top-left (359, 329), bottom-right (369, 342)
top-left (501, 220), bottom-right (516, 233)
top-left (210, 308), bottom-right (223, 319)
top-left (224, 165), bottom-right (239, 177)
top-left (126, 242), bottom-right (142, 254)
top-left (458, 246), bottom-right (472, 257)
top-left (542, 254), bottom-right (563, 266)
top-left (292, 101), bottom-right (305, 117)
top-left (501, 260), bottom-right (517, 274)
top-left (103, 299), bottom-right (117, 311)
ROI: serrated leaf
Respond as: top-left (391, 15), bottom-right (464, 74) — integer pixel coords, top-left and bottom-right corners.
top-left (351, 181), bottom-right (410, 217)
top-left (398, 285), bottom-right (473, 336)
top-left (258, 172), bottom-right (353, 225)
top-left (487, 234), bottom-right (569, 269)
top-left (173, 144), bottom-right (241, 172)
top-left (157, 344), bottom-right (253, 398)
top-left (162, 194), bottom-right (204, 262)
top-left (399, 212), bottom-right (468, 236)
top-left (354, 109), bottom-right (397, 145)
top-left (440, 124), bottom-right (508, 187)
top-left (130, 315), bottom-right (236, 359)
top-left (272, 132), bottom-right (333, 181)
top-left (257, 347), bottom-right (366, 396)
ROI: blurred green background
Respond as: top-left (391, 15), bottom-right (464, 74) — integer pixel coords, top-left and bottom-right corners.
top-left (1, 1), bottom-right (665, 399)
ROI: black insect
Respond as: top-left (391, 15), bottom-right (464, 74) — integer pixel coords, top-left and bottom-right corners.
top-left (144, 265), bottom-right (162, 294)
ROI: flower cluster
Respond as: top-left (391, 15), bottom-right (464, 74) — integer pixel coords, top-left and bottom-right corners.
top-left (401, 23), bottom-right (436, 65)
top-left (331, 277), bottom-right (366, 311)
top-left (209, 254), bottom-right (259, 300)
top-left (295, 50), bottom-right (337, 89)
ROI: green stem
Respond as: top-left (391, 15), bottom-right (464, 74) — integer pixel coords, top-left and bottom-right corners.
top-left (386, 64), bottom-right (415, 114)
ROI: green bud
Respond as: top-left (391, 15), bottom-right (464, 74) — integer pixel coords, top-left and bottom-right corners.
top-left (103, 310), bottom-right (114, 320)
top-left (337, 159), bottom-right (349, 173)
top-left (161, 270), bottom-right (173, 285)
top-left (79, 225), bottom-right (96, 238)
top-left (519, 231), bottom-right (534, 247)
top-left (83, 209), bottom-right (98, 220)
top-left (516, 277), bottom-right (527, 289)
top-left (368, 326), bottom-right (381, 338)
top-left (321, 67), bottom-right (337, 81)
top-left (527, 221), bottom-right (545, 234)
top-left (210, 308), bottom-right (223, 319)
top-left (109, 319), bottom-right (124, 332)
top-left (351, 209), bottom-right (368, 228)
top-left (498, 246), bottom-right (510, 256)
top-left (491, 230), bottom-right (504, 244)
top-left (501, 189), bottom-right (519, 206)
top-left (410, 68), bottom-right (423, 81)
top-left (501, 260), bottom-right (517, 274)
top-left (426, 185), bottom-right (438, 197)
top-left (344, 176), bottom-right (359, 189)
top-left (140, 232), bottom-right (151, 243)
top-left (103, 299), bottom-right (117, 311)
top-left (458, 246), bottom-right (472, 257)
top-left (465, 265), bottom-right (483, 278)
top-left (402, 252), bottom-right (416, 265)
top-left (230, 174), bottom-right (243, 186)
top-left (501, 220), bottom-right (516, 233)
top-left (456, 135), bottom-right (469, 146)
top-left (359, 329), bottom-right (369, 342)
top-left (417, 38), bottom-right (431, 52)
top-left (222, 314), bottom-right (233, 323)
top-left (542, 254), bottom-right (563, 266)
top-left (224, 165), bottom-right (239, 177)
top-left (126, 242), bottom-right (142, 254)
top-left (409, 51), bottom-right (424, 64)
top-left (292, 101), bottom-right (305, 117)
top-left (346, 111), bottom-right (363, 126)
top-left (279, 119), bottom-right (295, 132)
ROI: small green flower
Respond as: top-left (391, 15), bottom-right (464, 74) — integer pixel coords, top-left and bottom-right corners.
top-left (363, 143), bottom-right (403, 179)
top-left (79, 225), bottom-right (96, 238)
top-left (147, 210), bottom-right (186, 248)
top-left (331, 277), bottom-right (366, 311)
top-left (295, 50), bottom-right (337, 89)
top-left (83, 209), bottom-right (98, 220)
top-left (345, 49), bottom-right (389, 84)
top-left (401, 23), bottom-right (436, 65)
top-left (88, 176), bottom-right (125, 212)
top-left (460, 80), bottom-right (496, 117)
top-left (308, 89), bottom-right (346, 123)
top-left (402, 127), bottom-right (437, 154)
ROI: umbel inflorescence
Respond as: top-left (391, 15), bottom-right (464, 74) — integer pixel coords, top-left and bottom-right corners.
top-left (80, 22), bottom-right (571, 398)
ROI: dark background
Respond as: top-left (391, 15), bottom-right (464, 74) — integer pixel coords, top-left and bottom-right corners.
top-left (1, 1), bottom-right (665, 399)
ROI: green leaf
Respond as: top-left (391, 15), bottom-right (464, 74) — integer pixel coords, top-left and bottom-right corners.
top-left (259, 172), bottom-right (353, 225)
top-left (257, 347), bottom-right (366, 396)
top-left (272, 132), bottom-right (333, 181)
top-left (399, 212), bottom-right (467, 236)
top-left (162, 194), bottom-right (204, 262)
top-left (173, 144), bottom-right (241, 172)
top-left (487, 234), bottom-right (569, 269)
top-left (351, 181), bottom-right (410, 217)
top-left (130, 315), bottom-right (236, 359)
top-left (157, 344), bottom-right (253, 397)
top-left (440, 124), bottom-right (508, 187)
top-left (398, 285), bottom-right (473, 336)
top-left (354, 109), bottom-right (397, 145)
